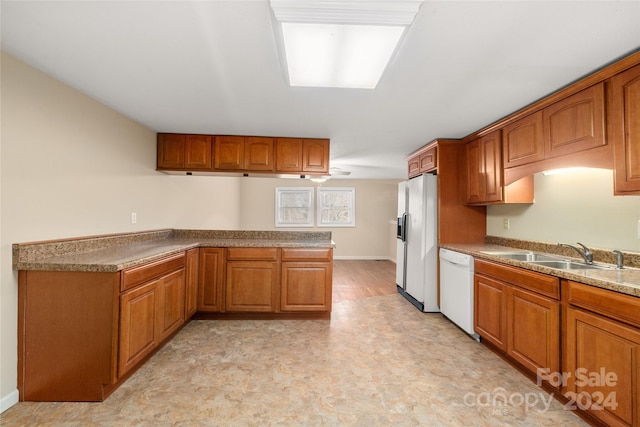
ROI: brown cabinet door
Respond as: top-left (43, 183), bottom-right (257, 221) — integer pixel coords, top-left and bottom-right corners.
top-left (215, 136), bottom-right (244, 170)
top-left (480, 131), bottom-right (503, 203)
top-left (275, 138), bottom-right (303, 172)
top-left (543, 83), bottom-right (606, 159)
top-left (158, 269), bottom-right (185, 340)
top-left (302, 139), bottom-right (330, 173)
top-left (474, 274), bottom-right (507, 351)
top-left (609, 65), bottom-right (640, 195)
top-left (119, 279), bottom-right (161, 376)
top-left (466, 139), bottom-right (483, 204)
top-left (506, 286), bottom-right (559, 381)
top-left (466, 131), bottom-right (503, 204)
top-left (419, 146), bottom-right (437, 173)
top-left (198, 248), bottom-right (225, 312)
top-left (407, 154), bottom-right (420, 178)
top-left (503, 111), bottom-right (544, 168)
top-left (245, 137), bottom-right (274, 171)
top-left (184, 135), bottom-right (212, 169)
top-left (565, 307), bottom-right (640, 427)
top-left (157, 134), bottom-right (185, 169)
top-left (184, 248), bottom-right (199, 319)
top-left (281, 262), bottom-right (332, 312)
top-left (225, 261), bottom-right (278, 312)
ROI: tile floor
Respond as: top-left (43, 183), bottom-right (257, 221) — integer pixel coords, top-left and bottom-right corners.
top-left (1, 263), bottom-right (588, 426)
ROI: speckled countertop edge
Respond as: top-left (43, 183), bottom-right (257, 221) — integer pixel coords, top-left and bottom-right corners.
top-left (13, 230), bottom-right (334, 273)
top-left (440, 241), bottom-right (640, 298)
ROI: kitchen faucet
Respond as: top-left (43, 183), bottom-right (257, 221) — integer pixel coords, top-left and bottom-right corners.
top-left (558, 242), bottom-right (593, 264)
top-left (612, 250), bottom-right (624, 269)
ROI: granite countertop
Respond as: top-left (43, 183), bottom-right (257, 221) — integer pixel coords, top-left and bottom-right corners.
top-left (13, 229), bottom-right (335, 273)
top-left (440, 242), bottom-right (640, 298)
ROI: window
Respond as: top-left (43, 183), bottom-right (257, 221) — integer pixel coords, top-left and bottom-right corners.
top-left (317, 187), bottom-right (355, 227)
top-left (275, 187), bottom-right (314, 227)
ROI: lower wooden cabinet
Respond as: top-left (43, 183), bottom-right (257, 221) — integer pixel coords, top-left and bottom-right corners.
top-left (198, 248), bottom-right (225, 312)
top-left (119, 265), bottom-right (185, 377)
top-left (507, 286), bottom-right (559, 376)
top-left (184, 248), bottom-right (199, 318)
top-left (474, 274), bottom-right (507, 351)
top-left (280, 248), bottom-right (333, 312)
top-left (119, 279), bottom-right (162, 376)
top-left (565, 307), bottom-right (640, 427)
top-left (18, 253), bottom-right (187, 402)
top-left (564, 280), bottom-right (640, 427)
top-left (474, 259), bottom-right (560, 385)
top-left (158, 269), bottom-right (186, 339)
top-left (225, 261), bottom-right (278, 312)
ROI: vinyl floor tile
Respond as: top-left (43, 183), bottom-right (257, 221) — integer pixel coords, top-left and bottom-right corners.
top-left (1, 287), bottom-right (588, 426)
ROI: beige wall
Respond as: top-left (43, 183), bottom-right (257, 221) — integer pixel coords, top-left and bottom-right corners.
top-left (0, 52), bottom-right (242, 409)
top-left (239, 178), bottom-right (400, 259)
top-left (0, 53), bottom-right (401, 410)
top-left (487, 169), bottom-right (640, 252)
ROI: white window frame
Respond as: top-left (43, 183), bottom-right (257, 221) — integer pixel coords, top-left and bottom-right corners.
top-left (317, 187), bottom-right (356, 227)
top-left (275, 187), bottom-right (314, 227)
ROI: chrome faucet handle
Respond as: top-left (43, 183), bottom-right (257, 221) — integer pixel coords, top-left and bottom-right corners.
top-left (612, 250), bottom-right (624, 269)
top-left (576, 242), bottom-right (593, 264)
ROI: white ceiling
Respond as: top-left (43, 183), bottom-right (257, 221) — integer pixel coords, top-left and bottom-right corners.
top-left (2, 1), bottom-right (639, 179)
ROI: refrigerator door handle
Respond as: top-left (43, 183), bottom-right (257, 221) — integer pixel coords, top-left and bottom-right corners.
top-left (401, 213), bottom-right (408, 242)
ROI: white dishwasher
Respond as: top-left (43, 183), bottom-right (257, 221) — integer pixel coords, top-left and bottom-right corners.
top-left (439, 248), bottom-right (479, 341)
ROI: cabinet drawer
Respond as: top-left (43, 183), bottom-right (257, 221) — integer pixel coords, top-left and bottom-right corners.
top-left (475, 259), bottom-right (559, 299)
top-left (281, 248), bottom-right (332, 261)
top-left (121, 253), bottom-right (185, 292)
top-left (567, 280), bottom-right (640, 328)
top-left (226, 247), bottom-right (278, 261)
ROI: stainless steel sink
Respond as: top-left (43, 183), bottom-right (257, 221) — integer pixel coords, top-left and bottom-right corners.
top-left (527, 260), bottom-right (614, 270)
top-left (481, 250), bottom-right (619, 270)
top-left (480, 251), bottom-right (563, 262)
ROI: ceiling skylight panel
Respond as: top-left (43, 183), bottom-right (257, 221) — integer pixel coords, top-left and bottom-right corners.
top-left (271, 1), bottom-right (422, 89)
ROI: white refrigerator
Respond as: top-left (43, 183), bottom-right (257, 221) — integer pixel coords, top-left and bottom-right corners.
top-left (396, 174), bottom-right (439, 312)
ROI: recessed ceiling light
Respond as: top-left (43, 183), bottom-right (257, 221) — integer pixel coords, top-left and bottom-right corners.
top-left (270, 1), bottom-right (422, 89)
top-left (281, 22), bottom-right (405, 89)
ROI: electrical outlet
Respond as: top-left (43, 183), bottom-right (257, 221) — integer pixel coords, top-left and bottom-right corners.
top-left (637, 220), bottom-right (640, 239)
top-left (131, 212), bottom-right (137, 224)
top-left (503, 218), bottom-right (510, 230)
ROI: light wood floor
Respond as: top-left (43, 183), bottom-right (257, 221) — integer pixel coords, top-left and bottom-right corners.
top-left (331, 259), bottom-right (397, 304)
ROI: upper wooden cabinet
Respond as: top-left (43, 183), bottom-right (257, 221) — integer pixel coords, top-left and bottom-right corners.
top-left (466, 131), bottom-right (504, 204)
top-left (407, 154), bottom-right (420, 178)
top-left (276, 138), bottom-right (303, 172)
top-left (609, 64), bottom-right (640, 195)
top-left (543, 83), bottom-right (606, 159)
top-left (157, 134), bottom-right (212, 170)
top-left (502, 111), bottom-right (544, 168)
top-left (158, 133), bottom-right (329, 176)
top-left (215, 136), bottom-right (244, 170)
top-left (302, 139), bottom-right (330, 174)
top-left (502, 84), bottom-right (606, 170)
top-left (466, 131), bottom-right (534, 205)
top-left (245, 137), bottom-right (274, 171)
top-left (408, 145), bottom-right (438, 178)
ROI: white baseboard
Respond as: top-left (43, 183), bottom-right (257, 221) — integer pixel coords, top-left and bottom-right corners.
top-left (333, 256), bottom-right (393, 261)
top-left (0, 389), bottom-right (19, 414)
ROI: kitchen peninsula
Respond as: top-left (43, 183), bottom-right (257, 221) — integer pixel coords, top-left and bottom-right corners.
top-left (14, 229), bottom-right (334, 402)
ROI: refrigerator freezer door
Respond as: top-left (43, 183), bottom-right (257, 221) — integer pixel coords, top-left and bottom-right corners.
top-left (405, 176), bottom-right (425, 302)
top-left (396, 181), bottom-right (408, 289)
